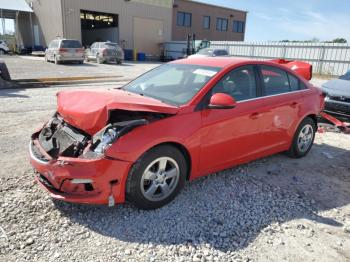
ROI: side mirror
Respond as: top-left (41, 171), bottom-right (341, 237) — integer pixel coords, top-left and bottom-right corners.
top-left (208, 93), bottom-right (236, 109)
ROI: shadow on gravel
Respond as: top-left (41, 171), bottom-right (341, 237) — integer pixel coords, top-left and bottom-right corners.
top-left (58, 63), bottom-right (98, 67)
top-left (54, 142), bottom-right (349, 252)
top-left (0, 87), bottom-right (29, 98)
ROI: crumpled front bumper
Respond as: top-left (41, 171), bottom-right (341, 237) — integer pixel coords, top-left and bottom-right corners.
top-left (29, 137), bottom-right (133, 205)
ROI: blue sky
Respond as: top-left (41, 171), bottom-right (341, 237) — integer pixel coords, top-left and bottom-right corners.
top-left (196, 0), bottom-right (350, 42)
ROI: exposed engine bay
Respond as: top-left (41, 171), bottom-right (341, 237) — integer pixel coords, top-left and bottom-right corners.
top-left (33, 110), bottom-right (169, 160)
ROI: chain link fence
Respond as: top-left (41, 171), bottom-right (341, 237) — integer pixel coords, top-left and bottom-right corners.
top-left (210, 41), bottom-right (350, 76)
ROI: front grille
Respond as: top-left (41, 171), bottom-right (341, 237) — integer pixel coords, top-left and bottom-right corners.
top-left (325, 102), bottom-right (350, 115)
top-left (329, 95), bottom-right (350, 103)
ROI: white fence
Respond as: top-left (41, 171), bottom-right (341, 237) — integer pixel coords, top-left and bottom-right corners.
top-left (210, 41), bottom-right (350, 76)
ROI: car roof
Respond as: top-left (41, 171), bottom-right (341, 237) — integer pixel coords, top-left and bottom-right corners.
top-left (171, 57), bottom-right (249, 68)
top-left (171, 57), bottom-right (299, 71)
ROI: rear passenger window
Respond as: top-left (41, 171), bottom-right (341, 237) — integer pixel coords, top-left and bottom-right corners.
top-left (288, 73), bottom-right (299, 91)
top-left (211, 66), bottom-right (257, 101)
top-left (261, 65), bottom-right (290, 96)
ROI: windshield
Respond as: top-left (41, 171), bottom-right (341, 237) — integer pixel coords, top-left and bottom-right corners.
top-left (61, 40), bottom-right (82, 48)
top-left (104, 43), bottom-right (119, 49)
top-left (123, 64), bottom-right (221, 105)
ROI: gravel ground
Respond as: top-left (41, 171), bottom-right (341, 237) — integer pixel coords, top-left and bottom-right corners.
top-left (0, 76), bottom-right (349, 261)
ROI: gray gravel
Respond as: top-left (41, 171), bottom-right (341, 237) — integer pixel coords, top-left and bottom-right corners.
top-left (0, 162), bottom-right (319, 261)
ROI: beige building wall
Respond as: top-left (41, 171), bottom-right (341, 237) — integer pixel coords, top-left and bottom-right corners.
top-left (61, 0), bottom-right (172, 53)
top-left (172, 0), bottom-right (247, 41)
top-left (24, 0), bottom-right (64, 47)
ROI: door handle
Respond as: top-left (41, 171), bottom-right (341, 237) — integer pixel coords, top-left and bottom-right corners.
top-left (249, 112), bottom-right (262, 119)
top-left (290, 102), bottom-right (298, 108)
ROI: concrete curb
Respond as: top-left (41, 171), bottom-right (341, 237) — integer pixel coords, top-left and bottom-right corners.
top-left (0, 78), bottom-right (133, 90)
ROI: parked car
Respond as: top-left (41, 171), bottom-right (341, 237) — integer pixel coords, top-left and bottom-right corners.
top-left (339, 69), bottom-right (350, 81)
top-left (187, 48), bottom-right (229, 58)
top-left (321, 78), bottom-right (350, 120)
top-left (85, 42), bottom-right (124, 64)
top-left (29, 57), bottom-right (324, 209)
top-left (0, 40), bottom-right (10, 54)
top-left (45, 39), bottom-right (84, 64)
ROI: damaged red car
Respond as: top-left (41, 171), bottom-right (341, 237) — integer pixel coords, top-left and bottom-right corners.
top-left (29, 58), bottom-right (324, 209)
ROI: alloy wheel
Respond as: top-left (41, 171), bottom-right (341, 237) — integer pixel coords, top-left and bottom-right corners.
top-left (140, 157), bottom-right (180, 201)
top-left (297, 124), bottom-right (314, 152)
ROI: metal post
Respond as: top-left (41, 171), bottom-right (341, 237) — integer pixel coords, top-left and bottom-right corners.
top-left (281, 45), bottom-right (286, 59)
top-left (318, 45), bottom-right (326, 75)
top-left (1, 9), bottom-right (4, 35)
top-left (250, 44), bottom-right (255, 58)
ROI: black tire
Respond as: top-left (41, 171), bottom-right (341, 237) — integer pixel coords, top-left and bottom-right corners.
top-left (54, 56), bottom-right (59, 65)
top-left (287, 117), bottom-right (316, 158)
top-left (96, 55), bottom-right (102, 64)
top-left (126, 145), bottom-right (187, 210)
top-left (0, 61), bottom-right (11, 81)
top-left (117, 59), bottom-right (122, 65)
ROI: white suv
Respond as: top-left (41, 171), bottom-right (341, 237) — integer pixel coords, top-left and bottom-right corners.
top-left (45, 39), bottom-right (84, 64)
top-left (0, 40), bottom-right (10, 54)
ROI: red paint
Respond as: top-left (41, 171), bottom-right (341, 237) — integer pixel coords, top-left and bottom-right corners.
top-left (269, 59), bottom-right (313, 80)
top-left (209, 93), bottom-right (237, 108)
top-left (57, 89), bottom-right (178, 135)
top-left (30, 57), bottom-right (323, 205)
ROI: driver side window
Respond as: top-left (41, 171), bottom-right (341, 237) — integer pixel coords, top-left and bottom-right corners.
top-left (211, 66), bottom-right (257, 101)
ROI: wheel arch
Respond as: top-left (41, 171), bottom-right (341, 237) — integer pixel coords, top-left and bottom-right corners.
top-left (306, 114), bottom-right (318, 127)
top-left (143, 142), bottom-right (192, 181)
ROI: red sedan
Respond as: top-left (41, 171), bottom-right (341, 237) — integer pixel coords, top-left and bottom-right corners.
top-left (29, 58), bottom-right (324, 209)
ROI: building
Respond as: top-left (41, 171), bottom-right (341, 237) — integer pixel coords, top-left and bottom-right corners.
top-left (4, 0), bottom-right (247, 56)
top-left (172, 0), bottom-right (247, 41)
top-left (20, 0), bottom-right (173, 56)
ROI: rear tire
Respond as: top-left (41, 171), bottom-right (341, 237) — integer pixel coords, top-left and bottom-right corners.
top-left (96, 55), bottom-right (102, 64)
top-left (54, 56), bottom-right (59, 65)
top-left (287, 117), bottom-right (316, 158)
top-left (126, 145), bottom-right (187, 210)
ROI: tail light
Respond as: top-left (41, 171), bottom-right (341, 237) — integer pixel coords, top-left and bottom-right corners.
top-left (58, 48), bottom-right (68, 53)
top-left (76, 48), bottom-right (84, 53)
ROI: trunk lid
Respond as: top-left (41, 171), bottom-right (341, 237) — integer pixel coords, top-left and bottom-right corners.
top-left (57, 89), bottom-right (178, 135)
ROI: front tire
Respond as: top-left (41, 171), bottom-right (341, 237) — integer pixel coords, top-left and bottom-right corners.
top-left (287, 117), bottom-right (316, 158)
top-left (126, 145), bottom-right (187, 210)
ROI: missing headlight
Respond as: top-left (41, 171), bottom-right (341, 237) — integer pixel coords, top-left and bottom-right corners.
top-left (88, 119), bottom-right (149, 156)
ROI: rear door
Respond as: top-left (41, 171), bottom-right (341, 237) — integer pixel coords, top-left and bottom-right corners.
top-left (257, 65), bottom-right (305, 150)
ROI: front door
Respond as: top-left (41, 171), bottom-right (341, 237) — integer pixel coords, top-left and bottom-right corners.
top-left (199, 65), bottom-right (268, 174)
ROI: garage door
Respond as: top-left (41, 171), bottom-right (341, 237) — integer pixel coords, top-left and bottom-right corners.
top-left (133, 17), bottom-right (164, 56)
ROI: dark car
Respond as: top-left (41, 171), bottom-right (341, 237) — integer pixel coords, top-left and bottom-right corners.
top-left (339, 69), bottom-right (350, 81)
top-left (321, 79), bottom-right (350, 120)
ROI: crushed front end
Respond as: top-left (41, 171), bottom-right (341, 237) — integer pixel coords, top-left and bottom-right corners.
top-left (29, 113), bottom-right (144, 205)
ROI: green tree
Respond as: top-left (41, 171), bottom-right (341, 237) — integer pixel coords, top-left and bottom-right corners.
top-left (332, 38), bottom-right (347, 43)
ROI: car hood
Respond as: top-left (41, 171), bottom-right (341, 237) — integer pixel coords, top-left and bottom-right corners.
top-left (322, 79), bottom-right (350, 97)
top-left (57, 89), bottom-right (179, 135)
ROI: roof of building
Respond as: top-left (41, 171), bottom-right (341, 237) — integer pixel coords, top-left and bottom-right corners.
top-left (186, 0), bottom-right (248, 14)
top-left (0, 0), bottom-right (33, 12)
